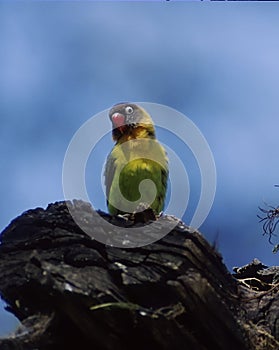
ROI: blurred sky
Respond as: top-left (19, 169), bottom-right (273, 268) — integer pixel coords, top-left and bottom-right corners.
top-left (1, 1), bottom-right (279, 336)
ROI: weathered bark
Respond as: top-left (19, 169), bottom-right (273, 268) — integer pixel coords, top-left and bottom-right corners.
top-left (0, 200), bottom-right (278, 350)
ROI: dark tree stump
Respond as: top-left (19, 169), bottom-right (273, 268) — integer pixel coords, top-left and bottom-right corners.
top-left (0, 200), bottom-right (278, 350)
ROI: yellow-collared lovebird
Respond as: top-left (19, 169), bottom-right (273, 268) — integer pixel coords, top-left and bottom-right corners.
top-left (104, 103), bottom-right (168, 217)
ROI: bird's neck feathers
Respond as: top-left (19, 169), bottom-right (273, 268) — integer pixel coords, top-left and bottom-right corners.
top-left (115, 124), bottom-right (156, 144)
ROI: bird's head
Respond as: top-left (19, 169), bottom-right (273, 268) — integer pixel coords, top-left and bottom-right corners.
top-left (109, 103), bottom-right (156, 141)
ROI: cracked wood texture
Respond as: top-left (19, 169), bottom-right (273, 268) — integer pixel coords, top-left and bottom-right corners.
top-left (0, 200), bottom-right (278, 350)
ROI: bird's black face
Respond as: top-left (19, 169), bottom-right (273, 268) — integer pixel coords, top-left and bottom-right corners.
top-left (109, 102), bottom-right (155, 141)
top-left (109, 103), bottom-right (140, 129)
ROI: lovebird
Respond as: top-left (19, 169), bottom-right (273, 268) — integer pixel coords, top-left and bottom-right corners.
top-left (105, 103), bottom-right (168, 217)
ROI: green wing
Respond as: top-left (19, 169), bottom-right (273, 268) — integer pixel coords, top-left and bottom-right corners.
top-left (104, 151), bottom-right (117, 207)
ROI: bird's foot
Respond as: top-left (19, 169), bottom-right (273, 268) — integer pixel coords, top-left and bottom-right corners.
top-left (156, 211), bottom-right (164, 219)
top-left (132, 203), bottom-right (157, 223)
top-left (116, 213), bottom-right (132, 221)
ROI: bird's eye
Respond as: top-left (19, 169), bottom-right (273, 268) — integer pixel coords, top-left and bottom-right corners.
top-left (125, 106), bottom-right (134, 115)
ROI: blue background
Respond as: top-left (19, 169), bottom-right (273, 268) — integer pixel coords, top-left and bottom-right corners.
top-left (1, 2), bottom-right (279, 336)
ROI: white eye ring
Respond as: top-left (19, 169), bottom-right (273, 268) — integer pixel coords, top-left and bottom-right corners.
top-left (125, 106), bottom-right (134, 115)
